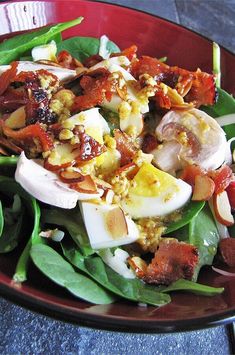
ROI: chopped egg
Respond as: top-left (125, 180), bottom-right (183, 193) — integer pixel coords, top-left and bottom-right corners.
top-left (15, 152), bottom-right (101, 209)
top-left (31, 41), bottom-right (57, 62)
top-left (80, 202), bottom-right (139, 249)
top-left (155, 108), bottom-right (227, 170)
top-left (121, 162), bottom-right (192, 218)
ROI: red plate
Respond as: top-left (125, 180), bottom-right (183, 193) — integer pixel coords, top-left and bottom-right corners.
top-left (0, 0), bottom-right (235, 332)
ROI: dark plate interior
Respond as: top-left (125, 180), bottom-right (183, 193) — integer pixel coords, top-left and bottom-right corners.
top-left (0, 0), bottom-right (234, 332)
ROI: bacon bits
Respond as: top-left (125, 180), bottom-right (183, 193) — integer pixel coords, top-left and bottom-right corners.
top-left (143, 239), bottom-right (199, 285)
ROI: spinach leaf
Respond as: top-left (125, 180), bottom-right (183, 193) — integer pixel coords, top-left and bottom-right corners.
top-left (174, 204), bottom-right (219, 281)
top-left (189, 205), bottom-right (220, 279)
top-left (99, 108), bottom-right (120, 132)
top-left (161, 279), bottom-right (224, 296)
top-left (0, 17), bottom-right (83, 65)
top-left (0, 194), bottom-right (24, 253)
top-left (165, 201), bottom-right (205, 234)
top-left (0, 156), bottom-right (18, 166)
top-left (13, 198), bottom-right (43, 282)
top-left (42, 207), bottom-right (94, 256)
top-left (0, 176), bottom-right (43, 281)
top-left (30, 244), bottom-right (116, 304)
top-left (61, 240), bottom-right (170, 307)
top-left (202, 88), bottom-right (235, 118)
top-left (57, 36), bottom-right (120, 62)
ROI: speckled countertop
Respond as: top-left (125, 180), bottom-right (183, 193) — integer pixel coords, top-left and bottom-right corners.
top-left (0, 0), bottom-right (235, 354)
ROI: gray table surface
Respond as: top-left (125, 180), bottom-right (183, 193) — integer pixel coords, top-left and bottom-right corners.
top-left (1, 0), bottom-right (235, 354)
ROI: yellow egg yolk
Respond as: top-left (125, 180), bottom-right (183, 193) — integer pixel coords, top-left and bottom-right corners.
top-left (129, 162), bottom-right (179, 197)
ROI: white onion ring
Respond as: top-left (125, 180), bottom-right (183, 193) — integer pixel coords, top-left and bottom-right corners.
top-left (212, 266), bottom-right (235, 276)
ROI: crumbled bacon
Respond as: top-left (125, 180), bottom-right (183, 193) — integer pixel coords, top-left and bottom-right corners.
top-left (1, 121), bottom-right (54, 152)
top-left (0, 61), bottom-right (18, 96)
top-left (57, 50), bottom-right (84, 69)
top-left (77, 130), bottom-right (105, 161)
top-left (113, 129), bottom-right (137, 166)
top-left (131, 56), bottom-right (216, 108)
top-left (142, 133), bottom-right (158, 153)
top-left (143, 239), bottom-right (199, 285)
top-left (111, 45), bottom-right (138, 61)
top-left (72, 68), bottom-right (115, 112)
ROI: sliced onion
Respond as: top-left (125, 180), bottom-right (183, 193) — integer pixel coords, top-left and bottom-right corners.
top-left (208, 199), bottom-right (230, 239)
top-left (224, 137), bottom-right (235, 165)
top-left (212, 266), bottom-right (235, 276)
top-left (216, 114), bottom-right (235, 127)
top-left (99, 35), bottom-right (110, 59)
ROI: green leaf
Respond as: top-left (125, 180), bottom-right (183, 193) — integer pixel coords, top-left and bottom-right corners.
top-left (62, 240), bottom-right (170, 307)
top-left (202, 88), bottom-right (235, 118)
top-left (189, 205), bottom-right (220, 279)
top-left (0, 176), bottom-right (43, 281)
top-left (165, 201), bottom-right (205, 234)
top-left (41, 207), bottom-right (94, 256)
top-left (0, 156), bottom-right (19, 166)
top-left (174, 204), bottom-right (220, 281)
top-left (0, 194), bottom-right (24, 253)
top-left (30, 244), bottom-right (115, 304)
top-left (0, 17), bottom-right (83, 65)
top-left (57, 36), bottom-right (120, 62)
top-left (99, 108), bottom-right (120, 132)
top-left (161, 279), bottom-right (224, 296)
top-left (0, 211), bottom-right (24, 253)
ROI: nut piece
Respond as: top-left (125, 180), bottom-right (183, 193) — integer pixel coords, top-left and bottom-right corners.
top-left (105, 207), bottom-right (128, 239)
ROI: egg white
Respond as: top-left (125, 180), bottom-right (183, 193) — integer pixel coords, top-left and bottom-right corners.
top-left (120, 163), bottom-right (192, 218)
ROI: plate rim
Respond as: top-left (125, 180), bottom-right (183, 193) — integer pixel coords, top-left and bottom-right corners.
top-left (0, 0), bottom-right (235, 333)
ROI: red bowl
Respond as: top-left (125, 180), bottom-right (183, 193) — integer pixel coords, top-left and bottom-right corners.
top-left (0, 0), bottom-right (235, 332)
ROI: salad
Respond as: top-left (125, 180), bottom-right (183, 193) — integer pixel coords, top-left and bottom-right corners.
top-left (0, 17), bottom-right (234, 307)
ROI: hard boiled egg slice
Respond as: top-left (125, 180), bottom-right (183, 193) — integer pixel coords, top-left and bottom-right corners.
top-left (31, 41), bottom-right (57, 62)
top-left (80, 202), bottom-right (139, 249)
top-left (15, 152), bottom-right (101, 208)
top-left (62, 108), bottom-right (110, 144)
top-left (0, 62), bottom-right (76, 81)
top-left (121, 162), bottom-right (192, 218)
top-left (155, 108), bottom-right (227, 170)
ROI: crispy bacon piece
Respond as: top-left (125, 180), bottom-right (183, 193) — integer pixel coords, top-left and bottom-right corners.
top-left (77, 130), bottom-right (105, 161)
top-left (72, 68), bottom-right (115, 111)
top-left (209, 165), bottom-right (233, 194)
top-left (143, 240), bottom-right (199, 285)
top-left (57, 50), bottom-right (83, 69)
top-left (0, 62), bottom-right (18, 96)
top-left (111, 45), bottom-right (138, 61)
top-left (185, 69), bottom-right (217, 107)
top-left (142, 133), bottom-right (158, 153)
top-left (180, 164), bottom-right (206, 187)
top-left (131, 56), bottom-right (169, 80)
top-left (0, 88), bottom-right (27, 113)
top-left (1, 122), bottom-right (54, 152)
top-left (113, 129), bottom-right (137, 166)
top-left (131, 56), bottom-right (216, 107)
top-left (0, 136), bottom-right (22, 155)
top-left (219, 238), bottom-right (235, 267)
